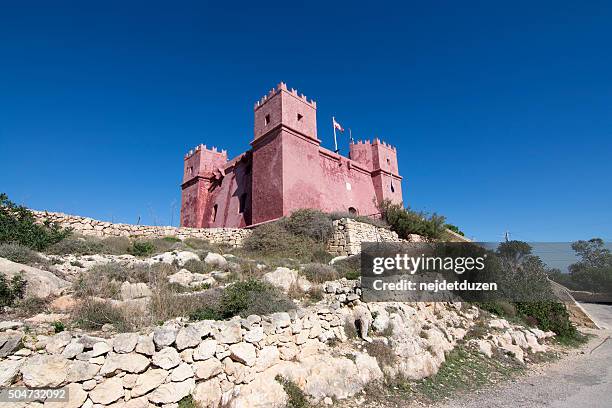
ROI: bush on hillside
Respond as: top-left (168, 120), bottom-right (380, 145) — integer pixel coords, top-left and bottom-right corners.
top-left (0, 193), bottom-right (71, 250)
top-left (515, 301), bottom-right (576, 338)
top-left (282, 209), bottom-right (334, 243)
top-left (218, 279), bottom-right (295, 318)
top-left (378, 199), bottom-right (446, 240)
top-left (0, 272), bottom-right (27, 307)
top-left (0, 242), bottom-right (46, 266)
top-left (46, 235), bottom-right (103, 255)
top-left (445, 223), bottom-right (465, 236)
top-left (333, 255), bottom-right (361, 280)
top-left (301, 263), bottom-right (339, 283)
top-left (128, 241), bottom-right (156, 257)
top-left (243, 222), bottom-right (322, 260)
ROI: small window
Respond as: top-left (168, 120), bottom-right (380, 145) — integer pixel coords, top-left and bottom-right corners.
top-left (390, 181), bottom-right (395, 193)
top-left (348, 207), bottom-right (358, 215)
top-left (297, 113), bottom-right (303, 121)
top-left (386, 158), bottom-right (391, 166)
top-left (188, 166), bottom-right (193, 176)
top-left (239, 193), bottom-right (247, 214)
top-left (265, 114), bottom-right (271, 125)
top-left (211, 204), bottom-right (218, 223)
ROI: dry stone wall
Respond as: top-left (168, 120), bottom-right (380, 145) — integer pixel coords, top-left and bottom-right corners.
top-left (31, 211), bottom-right (252, 247)
top-left (32, 210), bottom-right (412, 254)
top-left (326, 218), bottom-right (419, 256)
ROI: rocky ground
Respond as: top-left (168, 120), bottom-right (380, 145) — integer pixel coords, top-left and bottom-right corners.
top-left (0, 241), bottom-right (561, 408)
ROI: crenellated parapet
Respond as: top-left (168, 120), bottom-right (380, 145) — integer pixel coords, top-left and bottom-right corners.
top-left (254, 82), bottom-right (317, 111)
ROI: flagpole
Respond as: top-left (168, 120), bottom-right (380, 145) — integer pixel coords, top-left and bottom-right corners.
top-left (332, 116), bottom-right (338, 153)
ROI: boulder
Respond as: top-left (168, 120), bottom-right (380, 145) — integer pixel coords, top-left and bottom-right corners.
top-left (0, 321), bottom-right (23, 331)
top-left (0, 257), bottom-right (70, 298)
top-left (168, 269), bottom-right (194, 286)
top-left (204, 252), bottom-right (227, 269)
top-left (120, 281), bottom-right (152, 300)
top-left (61, 340), bottom-right (84, 359)
top-left (263, 267), bottom-right (298, 292)
top-left (254, 346), bottom-right (280, 372)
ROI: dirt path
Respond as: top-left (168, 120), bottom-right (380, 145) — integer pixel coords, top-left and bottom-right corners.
top-left (430, 303), bottom-right (612, 408)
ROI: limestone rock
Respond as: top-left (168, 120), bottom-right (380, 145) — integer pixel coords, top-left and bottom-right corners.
top-left (215, 322), bottom-right (242, 344)
top-left (113, 332), bottom-right (139, 353)
top-left (0, 359), bottom-right (22, 386)
top-left (148, 251), bottom-right (200, 268)
top-left (131, 368), bottom-right (169, 398)
top-left (254, 346), bottom-right (280, 372)
top-left (89, 376), bottom-right (124, 405)
top-left (66, 360), bottom-right (100, 382)
top-left (61, 340), bottom-right (84, 359)
top-left (147, 377), bottom-right (195, 404)
top-left (193, 377), bottom-right (222, 408)
top-left (193, 339), bottom-right (217, 360)
top-left (136, 335), bottom-right (155, 355)
top-left (175, 325), bottom-right (202, 350)
top-left (0, 257), bottom-right (70, 298)
top-left (170, 363), bottom-right (194, 382)
top-left (152, 347), bottom-right (181, 370)
top-left (21, 354), bottom-right (69, 387)
top-left (194, 358), bottom-right (223, 380)
top-left (204, 252), bottom-right (227, 269)
top-left (120, 281), bottom-right (152, 301)
top-left (44, 382), bottom-right (87, 408)
top-left (263, 267), bottom-right (299, 292)
top-left (229, 343), bottom-right (257, 367)
top-left (0, 333), bottom-right (24, 357)
top-left (100, 352), bottom-right (150, 375)
top-left (153, 326), bottom-right (178, 348)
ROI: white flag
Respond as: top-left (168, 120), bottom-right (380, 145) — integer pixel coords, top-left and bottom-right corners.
top-left (333, 117), bottom-right (344, 132)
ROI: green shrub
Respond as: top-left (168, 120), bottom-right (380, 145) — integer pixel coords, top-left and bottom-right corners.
top-left (162, 236), bottom-right (181, 243)
top-left (365, 340), bottom-right (397, 367)
top-left (477, 301), bottom-right (517, 318)
top-left (445, 224), bottom-right (465, 236)
top-left (52, 321), bottom-right (65, 333)
top-left (378, 199), bottom-right (446, 240)
top-left (184, 238), bottom-right (214, 251)
top-left (333, 255), bottom-right (361, 280)
top-left (0, 194), bottom-right (71, 250)
top-left (183, 259), bottom-right (215, 274)
top-left (219, 279), bottom-right (295, 318)
top-left (72, 299), bottom-right (131, 331)
top-left (128, 241), bottom-right (156, 257)
top-left (275, 375), bottom-right (309, 408)
top-left (0, 272), bottom-right (27, 307)
top-left (99, 236), bottom-right (132, 254)
top-left (282, 209), bottom-right (334, 243)
top-left (515, 301), bottom-right (576, 339)
top-left (243, 222), bottom-right (318, 260)
top-left (177, 395), bottom-right (198, 408)
top-left (0, 243), bottom-right (46, 265)
top-left (301, 263), bottom-right (339, 283)
top-left (46, 235), bottom-right (102, 255)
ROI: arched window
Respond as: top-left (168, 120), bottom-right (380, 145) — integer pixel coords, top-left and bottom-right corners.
top-left (348, 207), bottom-right (358, 215)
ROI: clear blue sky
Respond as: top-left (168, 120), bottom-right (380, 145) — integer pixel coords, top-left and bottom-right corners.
top-left (1, 1), bottom-right (610, 241)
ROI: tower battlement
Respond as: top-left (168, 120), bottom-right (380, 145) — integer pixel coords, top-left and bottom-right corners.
top-left (254, 82), bottom-right (317, 111)
top-left (184, 144), bottom-right (228, 160)
top-left (351, 138), bottom-right (397, 151)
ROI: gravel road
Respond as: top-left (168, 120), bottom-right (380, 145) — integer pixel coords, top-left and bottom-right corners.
top-left (432, 303), bottom-right (612, 408)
